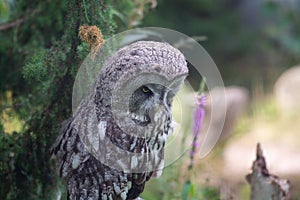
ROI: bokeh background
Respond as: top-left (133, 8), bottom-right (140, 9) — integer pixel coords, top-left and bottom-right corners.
top-left (1, 0), bottom-right (300, 199)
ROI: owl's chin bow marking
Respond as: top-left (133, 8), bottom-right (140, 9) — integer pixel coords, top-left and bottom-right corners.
top-left (128, 112), bottom-right (151, 126)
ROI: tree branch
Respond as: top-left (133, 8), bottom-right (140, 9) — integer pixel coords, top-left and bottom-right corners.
top-left (246, 143), bottom-right (291, 200)
top-left (0, 18), bottom-right (25, 31)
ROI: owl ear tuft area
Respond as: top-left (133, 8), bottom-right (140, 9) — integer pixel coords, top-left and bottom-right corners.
top-left (169, 74), bottom-right (187, 92)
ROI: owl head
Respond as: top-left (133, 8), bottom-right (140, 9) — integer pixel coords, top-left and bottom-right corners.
top-left (74, 41), bottom-right (188, 172)
top-left (94, 41), bottom-right (188, 136)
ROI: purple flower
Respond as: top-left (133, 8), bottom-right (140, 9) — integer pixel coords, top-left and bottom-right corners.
top-left (186, 79), bottom-right (206, 177)
top-left (189, 94), bottom-right (206, 166)
top-left (193, 94), bottom-right (206, 137)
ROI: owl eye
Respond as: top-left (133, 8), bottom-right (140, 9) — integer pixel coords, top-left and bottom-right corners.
top-left (141, 86), bottom-right (151, 93)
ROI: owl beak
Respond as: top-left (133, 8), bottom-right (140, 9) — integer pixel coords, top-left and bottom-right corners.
top-left (149, 103), bottom-right (169, 124)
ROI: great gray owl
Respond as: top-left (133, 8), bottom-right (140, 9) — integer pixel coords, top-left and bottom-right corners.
top-left (51, 41), bottom-right (188, 199)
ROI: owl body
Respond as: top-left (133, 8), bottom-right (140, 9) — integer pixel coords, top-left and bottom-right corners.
top-left (52, 41), bottom-right (188, 199)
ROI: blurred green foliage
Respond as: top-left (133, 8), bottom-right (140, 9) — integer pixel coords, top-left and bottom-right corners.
top-left (0, 0), bottom-right (9, 22)
top-left (143, 0), bottom-right (300, 88)
top-left (141, 161), bottom-right (220, 200)
top-left (181, 181), bottom-right (219, 200)
top-left (143, 0), bottom-right (242, 53)
top-left (262, 1), bottom-right (300, 56)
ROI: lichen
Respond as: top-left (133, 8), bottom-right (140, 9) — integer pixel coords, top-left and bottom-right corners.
top-left (78, 25), bottom-right (104, 60)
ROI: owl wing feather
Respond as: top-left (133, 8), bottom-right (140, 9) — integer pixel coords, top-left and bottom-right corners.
top-left (51, 117), bottom-right (90, 178)
top-left (51, 118), bottom-right (150, 200)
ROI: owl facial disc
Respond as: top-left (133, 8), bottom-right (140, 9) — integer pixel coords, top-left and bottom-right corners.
top-left (111, 72), bottom-right (186, 138)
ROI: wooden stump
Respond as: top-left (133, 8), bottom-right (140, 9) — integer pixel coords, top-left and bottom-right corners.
top-left (246, 143), bottom-right (290, 200)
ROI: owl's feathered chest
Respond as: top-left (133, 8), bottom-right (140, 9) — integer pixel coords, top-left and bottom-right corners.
top-left (52, 114), bottom-right (172, 200)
